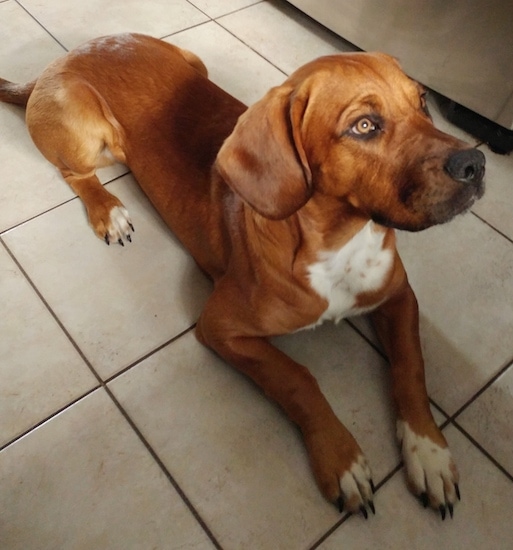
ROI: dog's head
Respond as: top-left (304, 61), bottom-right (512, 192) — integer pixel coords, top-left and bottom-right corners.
top-left (216, 52), bottom-right (485, 231)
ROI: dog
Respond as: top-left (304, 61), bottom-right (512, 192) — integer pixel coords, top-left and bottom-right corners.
top-left (0, 33), bottom-right (485, 519)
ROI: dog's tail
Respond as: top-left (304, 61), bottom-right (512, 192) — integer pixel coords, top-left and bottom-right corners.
top-left (0, 78), bottom-right (36, 107)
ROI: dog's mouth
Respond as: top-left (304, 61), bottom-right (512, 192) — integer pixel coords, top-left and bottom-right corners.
top-left (372, 173), bottom-right (485, 232)
top-left (374, 147), bottom-right (486, 232)
top-left (429, 178), bottom-right (485, 223)
top-left (424, 150), bottom-right (486, 227)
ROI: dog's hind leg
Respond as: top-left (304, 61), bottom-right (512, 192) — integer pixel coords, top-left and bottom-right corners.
top-left (60, 169), bottom-right (133, 246)
top-left (178, 48), bottom-right (208, 77)
top-left (26, 75), bottom-right (133, 245)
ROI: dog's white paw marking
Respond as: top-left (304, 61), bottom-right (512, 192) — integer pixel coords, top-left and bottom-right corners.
top-left (338, 454), bottom-right (376, 518)
top-left (105, 206), bottom-right (134, 246)
top-left (397, 420), bottom-right (459, 518)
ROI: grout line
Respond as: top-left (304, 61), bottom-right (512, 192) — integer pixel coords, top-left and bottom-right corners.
top-left (308, 512), bottom-right (351, 549)
top-left (212, 19), bottom-right (288, 77)
top-left (0, 239), bottom-right (104, 385)
top-left (159, 20), bottom-right (215, 41)
top-left (449, 356), bottom-right (513, 421)
top-left (103, 385), bottom-right (224, 550)
top-left (1, 195), bottom-right (79, 238)
top-left (344, 318), bottom-right (385, 358)
top-left (14, 0), bottom-right (69, 52)
top-left (433, 405), bottom-right (451, 427)
top-left (181, 0), bottom-right (264, 22)
top-left (104, 324), bottom-right (197, 385)
top-left (182, 0), bottom-right (212, 20)
top-left (470, 210), bottom-right (513, 245)
top-left (451, 420), bottom-right (513, 483)
top-left (0, 386), bottom-right (100, 452)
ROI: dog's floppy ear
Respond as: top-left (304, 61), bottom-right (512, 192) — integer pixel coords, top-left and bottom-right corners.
top-left (215, 85), bottom-right (312, 220)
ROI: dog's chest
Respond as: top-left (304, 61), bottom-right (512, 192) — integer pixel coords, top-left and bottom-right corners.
top-left (306, 221), bottom-right (393, 326)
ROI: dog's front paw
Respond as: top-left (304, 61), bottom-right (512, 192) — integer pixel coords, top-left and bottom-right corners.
top-left (398, 420), bottom-right (460, 519)
top-left (102, 205), bottom-right (134, 246)
top-left (305, 423), bottom-right (375, 518)
top-left (89, 201), bottom-right (134, 246)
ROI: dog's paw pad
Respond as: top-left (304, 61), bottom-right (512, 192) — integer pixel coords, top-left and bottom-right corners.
top-left (104, 206), bottom-right (134, 246)
top-left (398, 420), bottom-right (459, 518)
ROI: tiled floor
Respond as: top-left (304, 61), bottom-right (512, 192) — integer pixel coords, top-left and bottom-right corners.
top-left (1, 0), bottom-right (512, 548)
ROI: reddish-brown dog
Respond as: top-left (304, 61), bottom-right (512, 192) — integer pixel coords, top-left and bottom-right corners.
top-left (1, 34), bottom-right (485, 519)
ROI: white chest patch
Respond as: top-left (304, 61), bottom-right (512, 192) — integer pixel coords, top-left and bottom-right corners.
top-left (306, 221), bottom-right (393, 326)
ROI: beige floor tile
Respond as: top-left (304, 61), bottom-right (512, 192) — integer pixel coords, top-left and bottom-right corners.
top-left (169, 21), bottom-right (286, 105)
top-left (0, 1), bottom-right (65, 82)
top-left (0, 245), bottom-right (97, 447)
top-left (0, 1), bottom-right (71, 232)
top-left (395, 214), bottom-right (513, 414)
top-left (472, 148), bottom-right (513, 241)
top-left (319, 425), bottom-right (513, 550)
top-left (3, 175), bottom-right (211, 379)
top-left (218, 0), bottom-right (356, 75)
top-left (18, 0), bottom-right (208, 50)
top-left (457, 364), bottom-right (513, 476)
top-left (188, 0), bottom-right (260, 19)
top-left (109, 324), bottom-right (413, 549)
top-left (0, 389), bottom-right (215, 550)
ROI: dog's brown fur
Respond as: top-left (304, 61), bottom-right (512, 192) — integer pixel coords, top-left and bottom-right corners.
top-left (1, 33), bottom-right (485, 518)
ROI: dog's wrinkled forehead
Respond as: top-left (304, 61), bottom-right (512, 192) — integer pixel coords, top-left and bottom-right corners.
top-left (291, 52), bottom-right (423, 118)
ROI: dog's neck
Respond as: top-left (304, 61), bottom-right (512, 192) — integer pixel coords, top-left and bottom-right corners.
top-left (296, 193), bottom-right (384, 253)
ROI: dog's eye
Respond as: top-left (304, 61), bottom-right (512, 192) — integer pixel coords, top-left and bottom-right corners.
top-left (352, 118), bottom-right (377, 135)
top-left (347, 117), bottom-right (381, 139)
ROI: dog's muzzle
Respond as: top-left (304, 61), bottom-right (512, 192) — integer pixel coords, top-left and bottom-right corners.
top-left (444, 148), bottom-right (486, 185)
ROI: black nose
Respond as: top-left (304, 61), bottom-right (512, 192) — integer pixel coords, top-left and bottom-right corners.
top-left (444, 149), bottom-right (486, 184)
